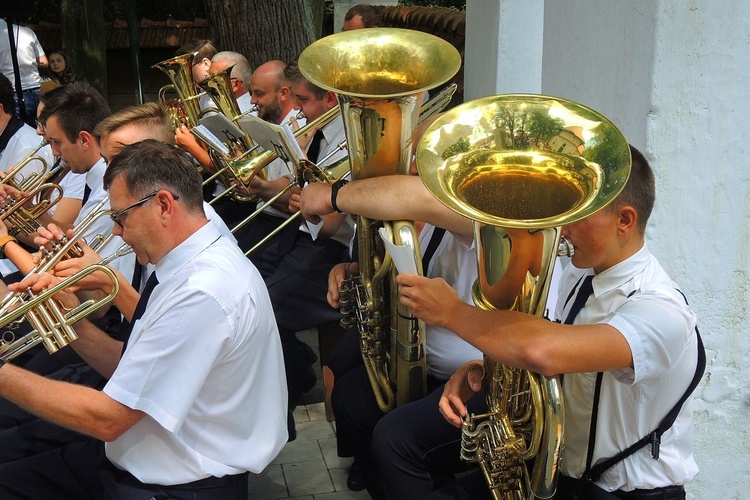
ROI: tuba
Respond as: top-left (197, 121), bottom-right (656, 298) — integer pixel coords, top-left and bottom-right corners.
top-left (416, 95), bottom-right (631, 499)
top-left (195, 66), bottom-right (264, 203)
top-left (153, 53), bottom-right (204, 130)
top-left (298, 28), bottom-right (462, 412)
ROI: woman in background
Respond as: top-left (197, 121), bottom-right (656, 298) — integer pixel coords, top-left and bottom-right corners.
top-left (47, 50), bottom-right (79, 85)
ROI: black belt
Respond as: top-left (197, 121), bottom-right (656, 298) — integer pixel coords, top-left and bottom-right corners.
top-left (615, 485), bottom-right (685, 500)
top-left (109, 459), bottom-right (248, 491)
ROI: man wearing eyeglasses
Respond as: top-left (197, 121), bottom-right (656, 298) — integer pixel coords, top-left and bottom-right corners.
top-left (0, 140), bottom-right (288, 499)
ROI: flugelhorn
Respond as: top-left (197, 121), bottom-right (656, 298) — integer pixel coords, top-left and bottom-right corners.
top-left (416, 94), bottom-right (631, 499)
top-left (0, 244), bottom-right (131, 361)
top-left (0, 182), bottom-right (63, 237)
top-left (299, 28), bottom-right (462, 412)
top-left (0, 141), bottom-right (65, 238)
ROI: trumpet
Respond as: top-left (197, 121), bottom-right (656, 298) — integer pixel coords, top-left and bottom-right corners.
top-left (0, 245), bottom-right (131, 361)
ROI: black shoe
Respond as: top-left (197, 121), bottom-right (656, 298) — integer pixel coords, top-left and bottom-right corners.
top-left (346, 461), bottom-right (366, 491)
top-left (287, 410), bottom-right (296, 442)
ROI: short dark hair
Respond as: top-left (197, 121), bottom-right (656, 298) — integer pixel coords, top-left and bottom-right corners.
top-left (175, 38), bottom-right (217, 62)
top-left (0, 74), bottom-right (14, 115)
top-left (610, 144), bottom-right (655, 233)
top-left (284, 60), bottom-right (327, 100)
top-left (104, 140), bottom-right (204, 214)
top-left (344, 4), bottom-right (382, 27)
top-left (38, 82), bottom-right (110, 142)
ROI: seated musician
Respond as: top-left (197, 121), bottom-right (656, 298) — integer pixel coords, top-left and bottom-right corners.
top-left (296, 162), bottom-right (483, 494)
top-left (370, 146), bottom-right (700, 499)
top-left (0, 102), bottom-right (238, 466)
top-left (42, 101), bottom-right (236, 323)
top-left (0, 140), bottom-right (287, 499)
top-left (239, 59), bottom-right (354, 440)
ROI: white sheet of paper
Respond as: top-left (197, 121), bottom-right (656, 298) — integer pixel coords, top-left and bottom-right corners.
top-left (378, 227), bottom-right (419, 275)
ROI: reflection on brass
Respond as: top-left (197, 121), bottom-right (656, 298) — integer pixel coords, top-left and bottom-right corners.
top-left (153, 52), bottom-right (203, 130)
top-left (416, 94), bottom-right (631, 499)
top-left (299, 28), bottom-right (461, 413)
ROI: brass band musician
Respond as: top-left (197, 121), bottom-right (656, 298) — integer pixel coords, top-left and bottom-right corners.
top-left (0, 140), bottom-right (287, 499)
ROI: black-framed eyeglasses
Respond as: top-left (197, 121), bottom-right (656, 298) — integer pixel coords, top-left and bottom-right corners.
top-left (110, 191), bottom-right (179, 228)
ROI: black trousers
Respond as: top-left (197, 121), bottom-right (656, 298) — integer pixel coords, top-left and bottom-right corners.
top-left (370, 383), bottom-right (490, 500)
top-left (250, 214), bottom-right (348, 403)
top-left (0, 439), bottom-right (249, 500)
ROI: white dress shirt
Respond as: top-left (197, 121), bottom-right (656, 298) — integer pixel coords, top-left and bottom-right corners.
top-left (0, 20), bottom-right (45, 90)
top-left (104, 222), bottom-right (287, 484)
top-left (419, 225), bottom-right (483, 379)
top-left (0, 122), bottom-right (48, 174)
top-left (557, 244), bottom-right (699, 490)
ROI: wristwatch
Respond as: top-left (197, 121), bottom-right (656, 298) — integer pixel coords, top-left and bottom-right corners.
top-left (330, 178), bottom-right (350, 213)
top-left (0, 235), bottom-right (16, 259)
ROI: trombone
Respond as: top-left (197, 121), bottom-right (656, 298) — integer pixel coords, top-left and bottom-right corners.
top-left (238, 83), bottom-right (458, 255)
top-left (0, 244), bottom-right (131, 361)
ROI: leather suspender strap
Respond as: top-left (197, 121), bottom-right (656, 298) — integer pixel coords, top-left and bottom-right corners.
top-left (581, 290), bottom-right (706, 484)
top-left (421, 227), bottom-right (446, 272)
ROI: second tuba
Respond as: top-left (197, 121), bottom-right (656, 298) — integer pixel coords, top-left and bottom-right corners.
top-left (416, 94), bottom-right (631, 499)
top-left (298, 28), bottom-right (462, 412)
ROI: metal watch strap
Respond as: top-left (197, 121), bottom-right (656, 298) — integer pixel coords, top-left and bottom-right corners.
top-left (330, 178), bottom-right (349, 213)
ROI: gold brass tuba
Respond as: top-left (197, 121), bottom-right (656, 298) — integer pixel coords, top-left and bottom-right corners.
top-left (298, 28), bottom-right (462, 412)
top-left (195, 66), bottom-right (264, 203)
top-left (416, 94), bottom-right (631, 499)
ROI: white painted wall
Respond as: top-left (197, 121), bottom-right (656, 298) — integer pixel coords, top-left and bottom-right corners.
top-left (466, 0), bottom-right (750, 497)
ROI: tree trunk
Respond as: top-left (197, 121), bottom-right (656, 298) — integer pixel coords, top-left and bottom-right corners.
top-left (60, 0), bottom-right (108, 99)
top-left (203, 0), bottom-right (321, 69)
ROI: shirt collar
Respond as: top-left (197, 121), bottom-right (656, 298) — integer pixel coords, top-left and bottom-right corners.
top-left (591, 243), bottom-right (650, 297)
top-left (154, 221), bottom-right (220, 281)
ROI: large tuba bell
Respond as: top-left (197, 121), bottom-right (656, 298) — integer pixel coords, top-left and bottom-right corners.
top-left (416, 94), bottom-right (631, 499)
top-left (298, 28), bottom-right (462, 412)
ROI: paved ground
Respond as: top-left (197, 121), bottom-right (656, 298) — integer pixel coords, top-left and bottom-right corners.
top-left (248, 329), bottom-right (372, 500)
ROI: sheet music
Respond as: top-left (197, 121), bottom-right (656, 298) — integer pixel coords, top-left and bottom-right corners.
top-left (236, 114), bottom-right (305, 165)
top-left (197, 113), bottom-right (245, 146)
top-left (191, 125), bottom-right (230, 156)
